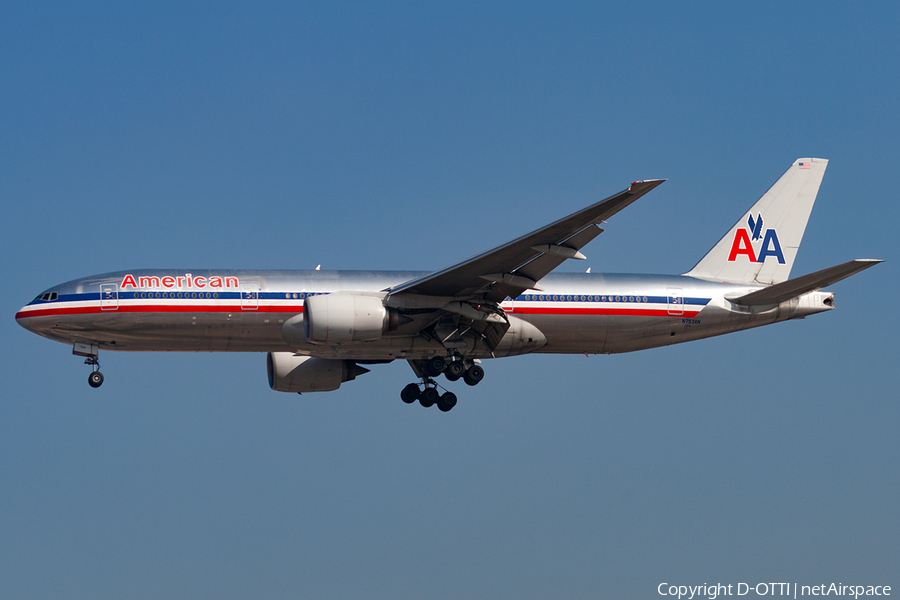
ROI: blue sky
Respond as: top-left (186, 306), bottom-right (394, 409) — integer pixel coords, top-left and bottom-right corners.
top-left (2, 3), bottom-right (897, 598)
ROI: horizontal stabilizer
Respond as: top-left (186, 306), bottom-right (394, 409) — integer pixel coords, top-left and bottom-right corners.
top-left (732, 259), bottom-right (883, 306)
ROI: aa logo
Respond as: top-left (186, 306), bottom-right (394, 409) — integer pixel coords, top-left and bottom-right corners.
top-left (727, 213), bottom-right (785, 264)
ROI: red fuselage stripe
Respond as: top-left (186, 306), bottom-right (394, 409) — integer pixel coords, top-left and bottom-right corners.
top-left (17, 304), bottom-right (700, 320)
top-left (509, 307), bottom-right (701, 317)
top-left (16, 304), bottom-right (306, 318)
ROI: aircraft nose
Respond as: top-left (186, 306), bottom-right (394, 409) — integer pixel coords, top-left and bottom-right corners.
top-left (15, 307), bottom-right (33, 331)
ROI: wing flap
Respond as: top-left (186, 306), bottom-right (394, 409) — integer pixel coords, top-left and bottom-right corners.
top-left (732, 259), bottom-right (883, 306)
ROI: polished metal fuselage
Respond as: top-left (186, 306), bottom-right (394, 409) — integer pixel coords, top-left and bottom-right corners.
top-left (16, 269), bottom-right (834, 361)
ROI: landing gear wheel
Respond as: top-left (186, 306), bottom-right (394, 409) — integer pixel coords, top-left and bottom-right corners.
top-left (425, 356), bottom-right (447, 377)
top-left (464, 364), bottom-right (485, 386)
top-left (437, 392), bottom-right (457, 412)
top-left (88, 371), bottom-right (104, 388)
top-left (445, 361), bottom-right (465, 381)
top-left (419, 387), bottom-right (439, 408)
top-left (401, 383), bottom-right (420, 404)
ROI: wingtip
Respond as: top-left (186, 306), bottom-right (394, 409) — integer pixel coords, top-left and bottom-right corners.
top-left (629, 179), bottom-right (667, 191)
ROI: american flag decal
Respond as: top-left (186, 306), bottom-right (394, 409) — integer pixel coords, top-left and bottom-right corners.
top-left (799, 162), bottom-right (811, 169)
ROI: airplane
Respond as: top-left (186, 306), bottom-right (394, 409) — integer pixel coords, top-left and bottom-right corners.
top-left (16, 158), bottom-right (881, 412)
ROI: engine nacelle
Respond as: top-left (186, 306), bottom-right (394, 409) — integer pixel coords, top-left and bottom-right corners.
top-left (304, 293), bottom-right (396, 344)
top-left (267, 352), bottom-right (369, 393)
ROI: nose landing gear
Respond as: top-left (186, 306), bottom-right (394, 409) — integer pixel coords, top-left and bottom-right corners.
top-left (85, 355), bottom-right (104, 388)
top-left (74, 342), bottom-right (104, 388)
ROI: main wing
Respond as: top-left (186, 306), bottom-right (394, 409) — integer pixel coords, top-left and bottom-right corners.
top-left (386, 179), bottom-right (666, 303)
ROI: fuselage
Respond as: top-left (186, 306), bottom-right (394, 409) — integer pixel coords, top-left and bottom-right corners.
top-left (15, 268), bottom-right (835, 361)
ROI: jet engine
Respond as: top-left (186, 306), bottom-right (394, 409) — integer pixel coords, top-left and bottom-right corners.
top-left (304, 293), bottom-right (399, 344)
top-left (267, 352), bottom-right (370, 393)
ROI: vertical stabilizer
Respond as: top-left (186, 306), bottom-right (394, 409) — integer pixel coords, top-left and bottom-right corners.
top-left (684, 158), bottom-right (828, 285)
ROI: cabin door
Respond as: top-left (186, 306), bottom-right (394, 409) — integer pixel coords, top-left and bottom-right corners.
top-left (100, 284), bottom-right (118, 311)
top-left (667, 288), bottom-right (683, 316)
top-left (241, 284), bottom-right (259, 311)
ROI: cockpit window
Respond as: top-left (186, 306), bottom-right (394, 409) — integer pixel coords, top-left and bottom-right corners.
top-left (38, 292), bottom-right (58, 301)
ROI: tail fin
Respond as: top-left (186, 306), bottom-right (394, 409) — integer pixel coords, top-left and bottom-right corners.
top-left (685, 158), bottom-right (828, 285)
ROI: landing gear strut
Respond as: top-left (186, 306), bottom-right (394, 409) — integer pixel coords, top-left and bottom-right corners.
top-left (399, 357), bottom-right (483, 411)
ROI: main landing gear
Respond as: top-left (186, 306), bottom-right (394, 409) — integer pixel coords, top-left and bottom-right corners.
top-left (401, 381), bottom-right (457, 412)
top-left (400, 357), bottom-right (484, 412)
